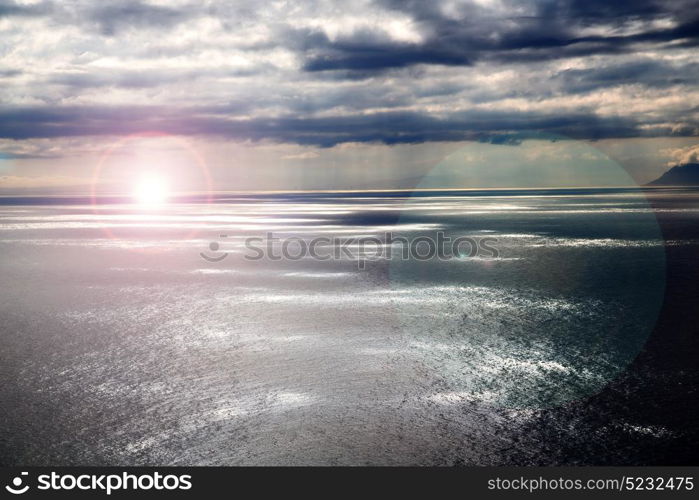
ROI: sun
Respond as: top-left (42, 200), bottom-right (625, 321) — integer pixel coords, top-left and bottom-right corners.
top-left (133, 175), bottom-right (169, 206)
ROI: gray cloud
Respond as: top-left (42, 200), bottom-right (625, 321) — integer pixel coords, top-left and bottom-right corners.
top-left (47, 66), bottom-right (263, 90)
top-left (86, 1), bottom-right (195, 36)
top-left (0, 0), bottom-right (697, 148)
top-left (0, 104), bottom-right (694, 147)
top-left (298, 0), bottom-right (699, 72)
top-left (0, 0), bottom-right (53, 18)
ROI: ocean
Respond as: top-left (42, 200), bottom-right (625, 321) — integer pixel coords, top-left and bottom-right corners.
top-left (1, 188), bottom-right (697, 465)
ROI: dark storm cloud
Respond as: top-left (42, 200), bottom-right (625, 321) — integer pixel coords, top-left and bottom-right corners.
top-left (554, 59), bottom-right (699, 94)
top-left (300, 0), bottom-right (699, 72)
top-left (1, 0), bottom-right (697, 146)
top-left (299, 26), bottom-right (473, 72)
top-left (0, 104), bottom-right (693, 146)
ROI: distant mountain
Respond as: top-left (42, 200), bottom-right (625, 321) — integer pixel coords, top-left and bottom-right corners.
top-left (647, 163), bottom-right (699, 186)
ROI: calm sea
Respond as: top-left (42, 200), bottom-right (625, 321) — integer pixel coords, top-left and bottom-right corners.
top-left (1, 188), bottom-right (697, 465)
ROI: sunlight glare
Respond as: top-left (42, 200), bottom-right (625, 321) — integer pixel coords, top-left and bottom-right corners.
top-left (133, 175), bottom-right (169, 206)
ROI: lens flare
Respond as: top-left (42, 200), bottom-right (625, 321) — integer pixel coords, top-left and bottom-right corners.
top-left (133, 175), bottom-right (169, 206)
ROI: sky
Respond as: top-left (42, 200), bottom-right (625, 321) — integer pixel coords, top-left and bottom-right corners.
top-left (0, 0), bottom-right (698, 193)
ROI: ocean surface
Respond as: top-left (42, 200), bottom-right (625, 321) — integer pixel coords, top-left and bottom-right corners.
top-left (1, 188), bottom-right (698, 465)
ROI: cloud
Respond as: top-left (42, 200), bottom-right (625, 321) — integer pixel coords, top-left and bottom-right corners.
top-left (0, 0), bottom-right (53, 18)
top-left (0, 104), bottom-right (689, 146)
top-left (297, 0), bottom-right (699, 73)
top-left (0, 0), bottom-right (696, 150)
top-left (664, 144), bottom-right (699, 165)
top-left (553, 59), bottom-right (699, 94)
top-left (0, 174), bottom-right (86, 190)
top-left (281, 151), bottom-right (321, 160)
top-left (0, 0), bottom-right (193, 34)
top-left (86, 1), bottom-right (196, 36)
